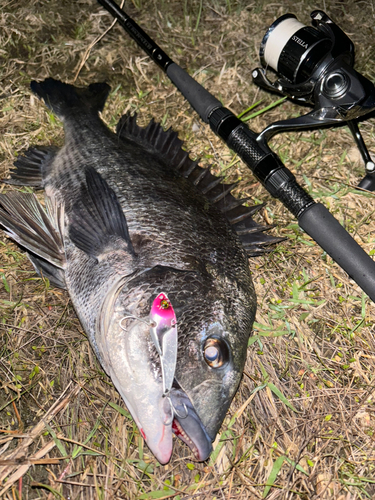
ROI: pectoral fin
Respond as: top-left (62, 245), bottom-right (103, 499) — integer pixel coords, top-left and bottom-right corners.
top-left (69, 167), bottom-right (136, 262)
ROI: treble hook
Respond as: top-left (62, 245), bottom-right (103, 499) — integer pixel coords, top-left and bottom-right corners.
top-left (163, 388), bottom-right (188, 425)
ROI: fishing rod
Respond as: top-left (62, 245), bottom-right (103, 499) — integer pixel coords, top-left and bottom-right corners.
top-left (97, 0), bottom-right (375, 302)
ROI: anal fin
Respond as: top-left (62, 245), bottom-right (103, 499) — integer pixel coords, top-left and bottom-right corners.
top-left (5, 146), bottom-right (58, 188)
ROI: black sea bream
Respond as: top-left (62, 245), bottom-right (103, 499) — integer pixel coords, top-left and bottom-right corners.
top-left (0, 79), bottom-right (278, 463)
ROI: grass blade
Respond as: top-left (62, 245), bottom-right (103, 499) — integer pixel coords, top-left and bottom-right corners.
top-left (263, 455), bottom-right (285, 498)
top-left (241, 97), bottom-right (287, 121)
top-left (268, 382), bottom-right (298, 413)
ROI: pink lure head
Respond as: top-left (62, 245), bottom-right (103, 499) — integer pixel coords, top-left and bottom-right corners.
top-left (150, 293), bottom-right (176, 329)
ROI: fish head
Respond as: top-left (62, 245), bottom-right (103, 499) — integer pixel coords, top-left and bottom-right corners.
top-left (171, 275), bottom-right (256, 459)
top-left (95, 265), bottom-right (255, 463)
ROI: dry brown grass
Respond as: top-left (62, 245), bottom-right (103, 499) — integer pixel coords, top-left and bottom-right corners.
top-left (1, 0), bottom-right (375, 498)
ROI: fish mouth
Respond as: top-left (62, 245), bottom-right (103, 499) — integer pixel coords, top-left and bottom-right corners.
top-left (170, 389), bottom-right (213, 461)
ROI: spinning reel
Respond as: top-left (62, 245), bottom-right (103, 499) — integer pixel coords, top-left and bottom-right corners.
top-left (252, 10), bottom-right (375, 190)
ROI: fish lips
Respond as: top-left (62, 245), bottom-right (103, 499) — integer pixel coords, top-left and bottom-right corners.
top-left (170, 389), bottom-right (213, 461)
top-left (173, 363), bottom-right (243, 451)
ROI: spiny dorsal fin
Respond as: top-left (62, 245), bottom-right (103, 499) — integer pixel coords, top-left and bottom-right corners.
top-left (30, 79), bottom-right (110, 120)
top-left (69, 167), bottom-right (136, 261)
top-left (116, 113), bottom-right (282, 256)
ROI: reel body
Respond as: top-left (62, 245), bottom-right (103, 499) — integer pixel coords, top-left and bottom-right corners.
top-left (253, 10), bottom-right (375, 190)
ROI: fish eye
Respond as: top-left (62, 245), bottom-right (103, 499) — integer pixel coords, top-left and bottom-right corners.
top-left (203, 338), bottom-right (229, 368)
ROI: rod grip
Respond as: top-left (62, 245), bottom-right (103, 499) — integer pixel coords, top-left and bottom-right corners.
top-left (166, 63), bottom-right (222, 123)
top-left (299, 203), bottom-right (375, 301)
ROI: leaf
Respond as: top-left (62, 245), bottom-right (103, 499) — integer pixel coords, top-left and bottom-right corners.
top-left (127, 459), bottom-right (154, 477)
top-left (30, 482), bottom-right (65, 498)
top-left (44, 423), bottom-right (68, 458)
top-left (241, 97), bottom-right (287, 122)
top-left (136, 459), bottom-right (154, 474)
top-left (258, 360), bottom-right (268, 380)
top-left (263, 455), bottom-right (285, 498)
top-left (72, 405), bottom-right (106, 459)
top-left (237, 100), bottom-right (262, 119)
top-left (209, 428), bottom-right (234, 465)
top-left (83, 407), bottom-right (105, 444)
top-left (73, 449), bottom-right (102, 458)
top-left (267, 382), bottom-right (298, 413)
top-left (251, 323), bottom-right (292, 339)
top-left (1, 273), bottom-right (10, 293)
top-left (285, 457), bottom-right (309, 475)
top-left (108, 401), bottom-right (132, 419)
top-left (248, 335), bottom-right (260, 346)
top-left (250, 383), bottom-right (267, 398)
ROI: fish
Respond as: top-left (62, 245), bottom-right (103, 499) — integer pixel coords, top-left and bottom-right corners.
top-left (0, 78), bottom-right (280, 464)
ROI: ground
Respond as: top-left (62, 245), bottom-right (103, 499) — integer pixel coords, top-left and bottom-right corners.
top-left (1, 0), bottom-right (375, 499)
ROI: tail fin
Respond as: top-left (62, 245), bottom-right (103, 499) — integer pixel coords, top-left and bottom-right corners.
top-left (30, 78), bottom-right (111, 119)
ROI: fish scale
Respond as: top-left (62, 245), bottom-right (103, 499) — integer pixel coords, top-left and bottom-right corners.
top-left (0, 78), bottom-right (277, 464)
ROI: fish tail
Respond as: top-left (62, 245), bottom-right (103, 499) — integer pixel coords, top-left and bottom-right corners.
top-left (30, 78), bottom-right (111, 119)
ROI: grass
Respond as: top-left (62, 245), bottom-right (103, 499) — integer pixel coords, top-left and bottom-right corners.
top-left (1, 0), bottom-right (375, 498)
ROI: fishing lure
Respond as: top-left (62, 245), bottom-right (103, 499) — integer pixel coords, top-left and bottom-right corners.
top-left (150, 293), bottom-right (177, 396)
top-left (120, 292), bottom-right (186, 424)
top-left (150, 293), bottom-right (187, 423)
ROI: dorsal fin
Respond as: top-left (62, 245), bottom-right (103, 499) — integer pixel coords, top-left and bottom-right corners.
top-left (116, 113), bottom-right (283, 256)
